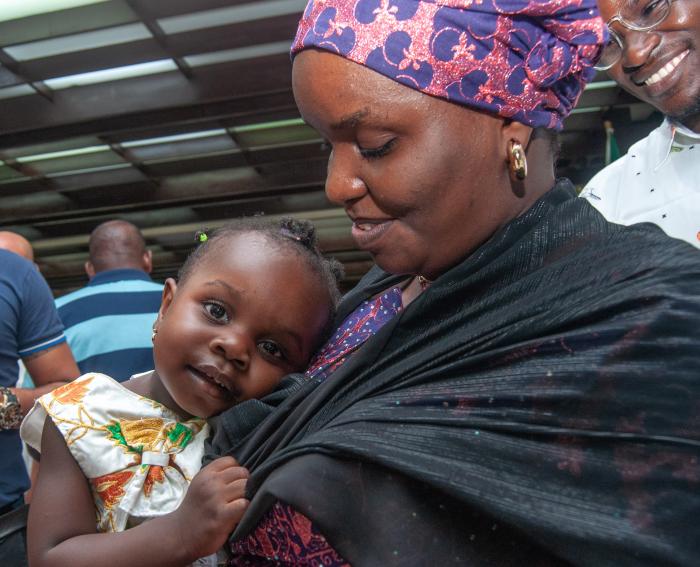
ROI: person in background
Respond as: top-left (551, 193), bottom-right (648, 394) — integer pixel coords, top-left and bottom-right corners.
top-left (0, 231), bottom-right (35, 263)
top-left (204, 1), bottom-right (699, 565)
top-left (581, 0), bottom-right (700, 248)
top-left (57, 220), bottom-right (163, 381)
top-left (0, 233), bottom-right (37, 387)
top-left (0, 231), bottom-right (49, 503)
top-left (1, 232), bottom-right (39, 388)
top-left (0, 246), bottom-right (80, 567)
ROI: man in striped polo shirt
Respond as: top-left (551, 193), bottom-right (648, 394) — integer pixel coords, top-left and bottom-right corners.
top-left (56, 220), bottom-right (164, 382)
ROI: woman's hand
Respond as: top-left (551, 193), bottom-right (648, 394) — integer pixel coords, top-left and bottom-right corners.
top-left (171, 456), bottom-right (250, 561)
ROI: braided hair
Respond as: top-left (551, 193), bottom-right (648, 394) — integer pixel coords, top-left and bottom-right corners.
top-left (178, 217), bottom-right (344, 334)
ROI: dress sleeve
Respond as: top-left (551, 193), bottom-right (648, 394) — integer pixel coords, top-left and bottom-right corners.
top-left (19, 397), bottom-right (48, 453)
top-left (20, 374), bottom-right (92, 454)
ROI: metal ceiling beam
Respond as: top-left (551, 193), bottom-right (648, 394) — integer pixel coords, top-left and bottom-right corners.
top-left (0, 85), bottom-right (297, 149)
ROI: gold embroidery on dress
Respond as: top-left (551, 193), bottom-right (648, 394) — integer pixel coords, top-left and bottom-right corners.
top-left (41, 374), bottom-right (207, 533)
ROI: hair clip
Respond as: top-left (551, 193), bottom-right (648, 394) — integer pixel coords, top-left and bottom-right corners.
top-left (194, 229), bottom-right (209, 244)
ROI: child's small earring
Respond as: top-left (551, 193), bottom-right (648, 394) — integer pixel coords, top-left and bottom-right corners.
top-left (508, 140), bottom-right (527, 181)
top-left (151, 326), bottom-right (158, 343)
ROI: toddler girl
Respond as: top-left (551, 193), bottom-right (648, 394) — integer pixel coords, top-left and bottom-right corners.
top-left (21, 217), bottom-right (342, 567)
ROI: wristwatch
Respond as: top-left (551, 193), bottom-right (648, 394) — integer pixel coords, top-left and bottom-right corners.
top-left (0, 386), bottom-right (22, 430)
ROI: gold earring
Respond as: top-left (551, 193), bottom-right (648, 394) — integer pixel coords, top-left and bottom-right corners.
top-left (151, 326), bottom-right (158, 343)
top-left (509, 140), bottom-right (527, 181)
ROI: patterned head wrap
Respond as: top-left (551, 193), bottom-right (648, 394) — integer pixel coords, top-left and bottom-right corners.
top-left (291, 0), bottom-right (606, 130)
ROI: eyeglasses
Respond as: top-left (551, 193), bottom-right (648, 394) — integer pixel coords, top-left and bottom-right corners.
top-left (595, 0), bottom-right (674, 71)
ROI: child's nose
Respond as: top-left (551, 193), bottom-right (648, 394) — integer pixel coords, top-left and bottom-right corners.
top-left (211, 331), bottom-right (250, 371)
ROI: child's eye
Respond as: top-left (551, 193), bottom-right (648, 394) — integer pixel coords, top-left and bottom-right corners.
top-left (359, 138), bottom-right (396, 160)
top-left (258, 340), bottom-right (284, 360)
top-left (203, 302), bottom-right (229, 322)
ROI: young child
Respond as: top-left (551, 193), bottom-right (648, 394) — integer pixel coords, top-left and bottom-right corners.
top-left (20, 217), bottom-right (342, 567)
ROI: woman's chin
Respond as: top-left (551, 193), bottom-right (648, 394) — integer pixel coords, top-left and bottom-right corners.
top-left (371, 251), bottom-right (423, 277)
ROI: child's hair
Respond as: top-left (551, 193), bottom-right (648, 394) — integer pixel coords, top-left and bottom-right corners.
top-left (178, 216), bottom-right (344, 339)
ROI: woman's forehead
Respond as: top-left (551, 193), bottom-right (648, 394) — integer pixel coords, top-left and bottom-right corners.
top-left (294, 51), bottom-right (422, 111)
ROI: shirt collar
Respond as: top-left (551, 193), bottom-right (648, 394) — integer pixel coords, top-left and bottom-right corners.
top-left (88, 268), bottom-right (153, 286)
top-left (654, 118), bottom-right (700, 171)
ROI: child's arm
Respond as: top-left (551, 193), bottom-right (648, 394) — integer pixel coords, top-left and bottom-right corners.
top-left (28, 419), bottom-right (249, 567)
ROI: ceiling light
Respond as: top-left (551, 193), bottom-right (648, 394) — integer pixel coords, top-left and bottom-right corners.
top-left (0, 0), bottom-right (109, 23)
top-left (185, 41), bottom-right (291, 68)
top-left (44, 59), bottom-right (178, 90)
top-left (158, 0), bottom-right (306, 34)
top-left (232, 118), bottom-right (305, 133)
top-left (121, 129), bottom-right (229, 148)
top-left (0, 84), bottom-right (36, 100)
top-left (5, 23), bottom-right (152, 62)
top-left (46, 162), bottom-right (131, 178)
top-left (584, 81), bottom-right (617, 91)
top-left (16, 145), bottom-right (111, 163)
top-left (570, 106), bottom-right (603, 115)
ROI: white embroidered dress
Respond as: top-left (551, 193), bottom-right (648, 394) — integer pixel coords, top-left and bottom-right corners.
top-left (21, 372), bottom-right (209, 532)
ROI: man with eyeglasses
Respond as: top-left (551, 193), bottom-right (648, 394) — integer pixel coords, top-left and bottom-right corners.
top-left (581, 0), bottom-right (700, 248)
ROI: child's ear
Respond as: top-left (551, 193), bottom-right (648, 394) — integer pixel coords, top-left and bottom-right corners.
top-left (156, 278), bottom-right (178, 324)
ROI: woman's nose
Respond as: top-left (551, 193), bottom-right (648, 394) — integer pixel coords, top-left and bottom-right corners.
top-left (620, 30), bottom-right (661, 73)
top-left (324, 147), bottom-right (367, 205)
top-left (211, 331), bottom-right (250, 371)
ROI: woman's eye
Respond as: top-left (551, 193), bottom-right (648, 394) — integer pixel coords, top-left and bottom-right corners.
top-left (258, 341), bottom-right (284, 360)
top-left (203, 302), bottom-right (228, 322)
top-left (358, 138), bottom-right (396, 160)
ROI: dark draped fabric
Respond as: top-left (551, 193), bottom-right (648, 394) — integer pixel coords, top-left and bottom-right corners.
top-left (208, 180), bottom-right (700, 566)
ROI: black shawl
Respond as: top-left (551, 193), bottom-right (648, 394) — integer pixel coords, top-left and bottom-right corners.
top-left (208, 180), bottom-right (700, 566)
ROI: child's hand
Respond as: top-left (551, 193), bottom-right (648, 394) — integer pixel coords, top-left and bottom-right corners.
top-left (171, 456), bottom-right (250, 560)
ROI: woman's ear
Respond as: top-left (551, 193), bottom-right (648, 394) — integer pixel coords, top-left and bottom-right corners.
top-left (501, 120), bottom-right (533, 161)
top-left (500, 120), bottom-right (533, 195)
top-left (156, 278), bottom-right (178, 327)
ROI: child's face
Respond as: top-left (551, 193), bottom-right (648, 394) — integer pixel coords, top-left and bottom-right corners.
top-left (152, 232), bottom-right (331, 419)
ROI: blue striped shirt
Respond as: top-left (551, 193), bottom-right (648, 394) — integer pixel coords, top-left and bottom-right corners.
top-left (56, 269), bottom-right (163, 382)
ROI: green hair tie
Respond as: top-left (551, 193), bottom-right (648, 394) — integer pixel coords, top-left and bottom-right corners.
top-left (194, 229), bottom-right (209, 244)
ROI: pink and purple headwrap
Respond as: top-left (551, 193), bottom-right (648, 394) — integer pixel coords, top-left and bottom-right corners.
top-left (291, 0), bottom-right (606, 130)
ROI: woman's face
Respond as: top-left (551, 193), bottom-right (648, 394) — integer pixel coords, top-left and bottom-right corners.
top-left (293, 50), bottom-right (515, 279)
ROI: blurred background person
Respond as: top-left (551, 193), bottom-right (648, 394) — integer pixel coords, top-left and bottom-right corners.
top-left (582, 0), bottom-right (700, 248)
top-left (56, 220), bottom-right (163, 382)
top-left (1, 241), bottom-right (79, 567)
top-left (0, 231), bottom-right (34, 263)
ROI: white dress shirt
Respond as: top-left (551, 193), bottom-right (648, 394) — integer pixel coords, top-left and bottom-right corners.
top-left (581, 119), bottom-right (700, 249)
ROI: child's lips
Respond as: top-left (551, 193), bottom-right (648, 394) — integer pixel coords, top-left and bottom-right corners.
top-left (188, 364), bottom-right (237, 399)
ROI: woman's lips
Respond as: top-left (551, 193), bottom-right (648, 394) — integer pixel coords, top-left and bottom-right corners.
top-left (351, 219), bottom-right (394, 250)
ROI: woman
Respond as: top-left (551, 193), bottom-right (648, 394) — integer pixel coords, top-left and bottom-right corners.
top-left (209, 1), bottom-right (700, 565)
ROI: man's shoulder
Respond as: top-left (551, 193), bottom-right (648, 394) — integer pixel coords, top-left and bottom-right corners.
top-left (56, 274), bottom-right (163, 309)
top-left (579, 158), bottom-right (629, 220)
top-left (0, 251), bottom-right (54, 306)
top-left (0, 250), bottom-right (34, 285)
top-left (580, 127), bottom-right (661, 220)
